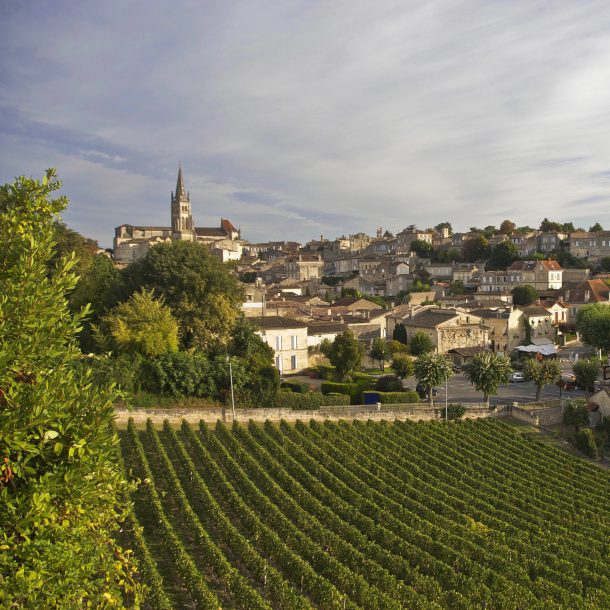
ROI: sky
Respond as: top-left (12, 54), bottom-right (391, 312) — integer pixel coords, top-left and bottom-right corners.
top-left (2, 0), bottom-right (610, 248)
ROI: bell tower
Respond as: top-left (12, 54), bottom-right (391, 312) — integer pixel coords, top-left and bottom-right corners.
top-left (171, 164), bottom-right (195, 241)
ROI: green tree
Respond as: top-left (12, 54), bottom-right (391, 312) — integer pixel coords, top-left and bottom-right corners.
top-left (370, 337), bottom-right (390, 371)
top-left (98, 289), bottom-right (179, 358)
top-left (575, 428), bottom-right (598, 458)
top-left (487, 241), bottom-right (520, 270)
top-left (599, 256), bottom-right (610, 272)
top-left (328, 331), bottom-right (363, 380)
top-left (49, 220), bottom-right (99, 275)
top-left (434, 221), bottom-right (453, 235)
top-left (68, 254), bottom-right (121, 352)
top-left (522, 358), bottom-right (561, 401)
top-left (589, 222), bottom-right (603, 232)
top-left (576, 304), bottom-right (610, 352)
top-left (463, 351), bottom-right (512, 406)
top-left (499, 219), bottom-right (516, 235)
top-left (462, 236), bottom-right (490, 262)
top-left (121, 240), bottom-right (245, 349)
top-left (447, 280), bottom-right (465, 295)
top-left (563, 400), bottom-right (590, 430)
top-left (0, 170), bottom-right (139, 607)
top-left (414, 352), bottom-right (454, 406)
top-left (410, 331), bottom-right (434, 356)
top-left (410, 239), bottom-right (435, 257)
top-left (320, 337), bottom-right (333, 358)
top-left (512, 285), bottom-right (539, 306)
top-left (392, 322), bottom-right (408, 344)
top-left (572, 359), bottom-right (600, 396)
top-left (391, 353), bottom-right (414, 379)
top-left (387, 339), bottom-right (409, 355)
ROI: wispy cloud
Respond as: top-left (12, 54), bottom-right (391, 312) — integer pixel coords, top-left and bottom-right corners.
top-left (1, 0), bottom-right (610, 246)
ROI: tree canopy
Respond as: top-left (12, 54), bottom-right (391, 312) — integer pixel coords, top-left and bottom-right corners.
top-left (410, 331), bottom-right (434, 356)
top-left (572, 359), bottom-right (600, 395)
top-left (370, 337), bottom-right (390, 371)
top-left (499, 219), bottom-right (516, 235)
top-left (462, 236), bottom-right (490, 262)
top-left (48, 220), bottom-right (99, 275)
top-left (328, 331), bottom-right (363, 380)
top-left (522, 358), bottom-right (561, 401)
top-left (463, 351), bottom-right (512, 405)
top-left (512, 285), bottom-right (539, 306)
top-left (0, 170), bottom-right (138, 606)
top-left (121, 240), bottom-right (245, 349)
top-left (410, 239), bottom-right (435, 257)
top-left (487, 241), bottom-right (520, 270)
top-left (576, 304), bottom-right (610, 352)
top-left (413, 353), bottom-right (453, 406)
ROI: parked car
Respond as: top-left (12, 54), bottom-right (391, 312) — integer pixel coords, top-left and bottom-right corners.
top-left (508, 371), bottom-right (525, 383)
top-left (416, 383), bottom-right (439, 399)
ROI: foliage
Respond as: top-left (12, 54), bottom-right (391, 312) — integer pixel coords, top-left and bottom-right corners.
top-left (563, 401), bottom-right (590, 430)
top-left (0, 170), bottom-right (139, 607)
top-left (462, 236), bottom-right (491, 262)
top-left (414, 352), bottom-right (454, 406)
top-left (410, 279), bottom-right (431, 292)
top-left (446, 404), bottom-right (466, 420)
top-left (387, 338), bottom-right (409, 355)
top-left (600, 256), bottom-right (610, 272)
top-left (97, 289), bottom-right (179, 358)
top-left (121, 240), bottom-right (245, 349)
top-left (238, 271), bottom-right (257, 283)
top-left (327, 331), bottom-right (364, 381)
top-left (576, 304), bottom-right (610, 352)
top-left (82, 352), bottom-right (149, 396)
top-left (275, 391), bottom-right (349, 410)
top-left (589, 222), bottom-right (603, 232)
top-left (320, 379), bottom-right (373, 404)
top-left (281, 380), bottom-right (310, 393)
top-left (49, 220), bottom-right (99, 276)
top-left (499, 219), bottom-right (516, 235)
top-left (319, 338), bottom-right (333, 357)
top-left (69, 254), bottom-right (121, 352)
top-left (410, 331), bottom-right (434, 356)
top-left (575, 428), bottom-right (598, 458)
top-left (463, 351), bottom-right (512, 406)
top-left (392, 322), bottom-right (408, 345)
top-left (434, 221), bottom-right (453, 235)
top-left (447, 280), bottom-right (465, 295)
top-left (390, 353), bottom-right (414, 379)
top-left (522, 358), bottom-right (561, 401)
top-left (362, 390), bottom-right (420, 404)
top-left (369, 337), bottom-right (390, 371)
top-left (375, 375), bottom-right (404, 392)
top-left (150, 351), bottom-right (217, 399)
top-left (512, 285), bottom-right (539, 306)
top-left (539, 218), bottom-right (575, 233)
top-left (315, 363), bottom-right (336, 380)
top-left (410, 239), bottom-right (435, 257)
top-left (487, 241), bottom-right (520, 270)
top-left (572, 359), bottom-right (600, 395)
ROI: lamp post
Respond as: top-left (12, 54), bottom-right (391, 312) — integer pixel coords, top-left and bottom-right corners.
top-left (227, 355), bottom-right (236, 421)
top-left (445, 377), bottom-right (448, 422)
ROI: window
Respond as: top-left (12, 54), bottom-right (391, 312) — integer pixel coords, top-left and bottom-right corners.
top-left (275, 336), bottom-right (282, 350)
top-left (275, 355), bottom-right (282, 372)
top-left (291, 355), bottom-right (298, 370)
top-left (291, 335), bottom-right (298, 349)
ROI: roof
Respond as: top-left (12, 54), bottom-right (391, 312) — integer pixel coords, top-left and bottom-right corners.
top-left (306, 321), bottom-right (348, 335)
top-left (469, 308), bottom-right (511, 320)
top-left (508, 260), bottom-right (562, 272)
top-left (404, 309), bottom-right (461, 328)
top-left (521, 306), bottom-right (552, 317)
top-left (254, 317), bottom-right (308, 330)
top-left (195, 227), bottom-right (227, 237)
top-left (330, 297), bottom-right (379, 308)
top-left (221, 218), bottom-right (238, 233)
top-left (564, 279), bottom-right (610, 304)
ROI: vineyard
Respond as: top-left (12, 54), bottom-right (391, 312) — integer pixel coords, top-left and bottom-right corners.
top-left (119, 418), bottom-right (610, 609)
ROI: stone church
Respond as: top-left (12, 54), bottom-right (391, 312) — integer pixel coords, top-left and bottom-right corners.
top-left (113, 166), bottom-right (242, 264)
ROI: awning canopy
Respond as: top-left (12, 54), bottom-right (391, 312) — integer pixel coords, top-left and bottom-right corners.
top-left (515, 343), bottom-right (557, 356)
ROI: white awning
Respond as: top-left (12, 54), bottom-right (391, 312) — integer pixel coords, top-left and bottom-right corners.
top-left (515, 343), bottom-right (557, 356)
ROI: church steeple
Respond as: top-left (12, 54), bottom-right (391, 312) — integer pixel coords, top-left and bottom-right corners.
top-left (171, 164), bottom-right (195, 242)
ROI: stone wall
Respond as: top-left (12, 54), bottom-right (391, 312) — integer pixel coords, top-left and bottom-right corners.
top-left (115, 404), bottom-right (506, 426)
top-left (509, 404), bottom-right (565, 427)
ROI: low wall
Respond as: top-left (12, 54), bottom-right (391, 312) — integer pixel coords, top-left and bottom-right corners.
top-left (115, 403), bottom-right (506, 425)
top-left (509, 403), bottom-right (565, 427)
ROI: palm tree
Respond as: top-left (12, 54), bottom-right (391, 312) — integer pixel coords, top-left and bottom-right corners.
top-left (463, 351), bottom-right (512, 407)
top-left (414, 352), bottom-right (454, 406)
top-left (522, 358), bottom-right (561, 402)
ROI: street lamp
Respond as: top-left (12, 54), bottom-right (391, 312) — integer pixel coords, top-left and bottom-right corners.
top-left (445, 377), bottom-right (448, 422)
top-left (226, 355), bottom-right (236, 422)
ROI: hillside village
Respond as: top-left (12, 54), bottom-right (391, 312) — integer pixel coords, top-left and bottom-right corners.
top-left (111, 168), bottom-right (610, 376)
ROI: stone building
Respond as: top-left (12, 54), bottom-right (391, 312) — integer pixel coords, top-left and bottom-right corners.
top-left (113, 166), bottom-right (241, 264)
top-left (254, 317), bottom-right (309, 374)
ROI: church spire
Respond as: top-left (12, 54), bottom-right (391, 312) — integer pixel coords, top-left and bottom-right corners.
top-left (175, 163), bottom-right (188, 201)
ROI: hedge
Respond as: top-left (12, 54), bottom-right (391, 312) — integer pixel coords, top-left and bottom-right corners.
top-left (362, 390), bottom-right (420, 404)
top-left (275, 391), bottom-right (350, 410)
top-left (280, 380), bottom-right (310, 393)
top-left (321, 379), bottom-right (376, 404)
top-left (315, 364), bottom-right (336, 380)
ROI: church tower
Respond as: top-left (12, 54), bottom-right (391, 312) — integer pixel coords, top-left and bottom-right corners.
top-left (171, 164), bottom-right (195, 241)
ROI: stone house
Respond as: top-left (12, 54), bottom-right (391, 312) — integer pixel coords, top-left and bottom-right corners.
top-left (403, 307), bottom-right (489, 354)
top-left (521, 305), bottom-right (556, 342)
top-left (469, 306), bottom-right (524, 354)
top-left (567, 230), bottom-right (610, 262)
top-left (561, 279), bottom-right (610, 323)
top-left (254, 317), bottom-right (309, 374)
top-left (286, 254), bottom-right (324, 281)
top-left (508, 260), bottom-right (563, 290)
top-left (306, 321), bottom-right (348, 348)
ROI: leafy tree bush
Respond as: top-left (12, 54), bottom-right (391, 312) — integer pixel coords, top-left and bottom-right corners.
top-left (362, 390), bottom-right (420, 404)
top-left (576, 304), bottom-right (610, 352)
top-left (563, 401), bottom-right (589, 430)
top-left (512, 285), bottom-right (539, 306)
top-left (410, 331), bottom-right (434, 356)
top-left (315, 363), bottom-right (336, 380)
top-left (462, 236), bottom-right (490, 262)
top-left (522, 358), bottom-right (561, 401)
top-left (575, 428), bottom-right (598, 458)
top-left (320, 379), bottom-right (372, 404)
top-left (369, 337), bottom-right (390, 371)
top-left (96, 289), bottom-right (179, 358)
top-left (375, 375), bottom-right (404, 392)
top-left (572, 359), bottom-right (600, 395)
top-left (391, 353), bottom-right (414, 379)
top-left (463, 351), bottom-right (512, 406)
top-left (486, 241), bottom-right (520, 270)
top-left (275, 391), bottom-right (349, 410)
top-left (49, 220), bottom-right (99, 275)
top-left (414, 353), bottom-right (454, 406)
top-left (387, 339), bottom-right (409, 355)
top-left (0, 171), bottom-right (139, 607)
top-left (281, 380), bottom-right (310, 393)
top-left (327, 331), bottom-right (363, 380)
top-left (392, 323), bottom-right (408, 344)
top-left (446, 404), bottom-right (466, 420)
top-left (150, 351), bottom-right (216, 399)
top-left (410, 239), bottom-right (435, 257)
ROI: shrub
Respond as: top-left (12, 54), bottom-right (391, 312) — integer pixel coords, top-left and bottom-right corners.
top-left (352, 372), bottom-right (378, 383)
top-left (281, 380), bottom-right (310, 393)
top-left (446, 404), bottom-right (466, 420)
top-left (375, 375), bottom-right (404, 392)
top-left (363, 390), bottom-right (420, 404)
top-left (150, 351), bottom-right (216, 399)
top-left (575, 428), bottom-right (599, 458)
top-left (321, 378), bottom-right (374, 404)
top-left (275, 391), bottom-right (349, 410)
top-left (315, 364), bottom-right (336, 380)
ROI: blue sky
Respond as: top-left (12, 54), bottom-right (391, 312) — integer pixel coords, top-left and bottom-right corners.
top-left (2, 0), bottom-right (610, 247)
